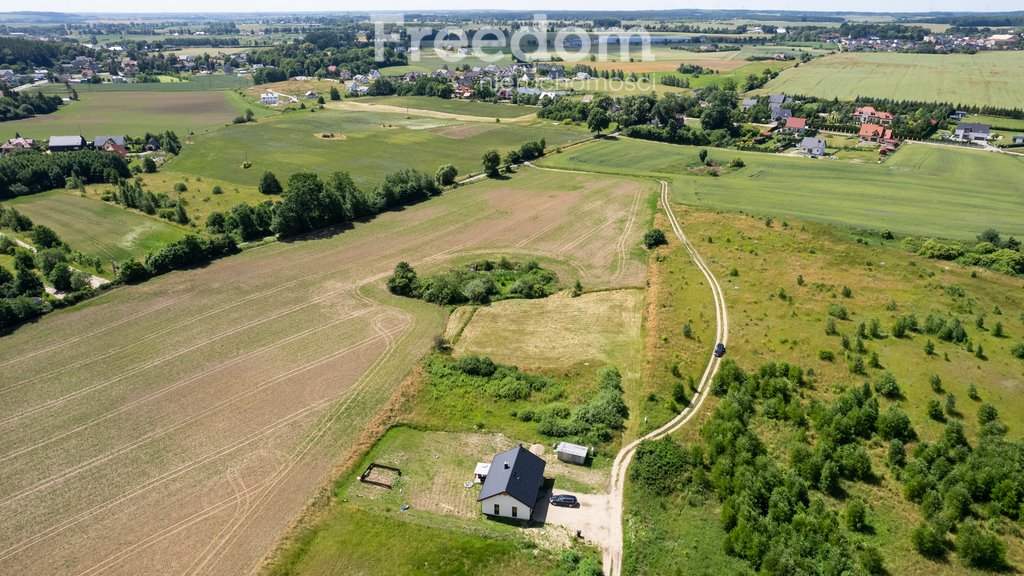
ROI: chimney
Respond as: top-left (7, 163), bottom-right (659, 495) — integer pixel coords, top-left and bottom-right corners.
top-left (504, 461), bottom-right (510, 469)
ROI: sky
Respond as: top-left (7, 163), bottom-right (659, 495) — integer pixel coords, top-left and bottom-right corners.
top-left (7, 0), bottom-right (1024, 14)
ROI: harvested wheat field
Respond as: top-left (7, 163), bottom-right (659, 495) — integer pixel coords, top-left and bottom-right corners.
top-left (0, 167), bottom-right (653, 576)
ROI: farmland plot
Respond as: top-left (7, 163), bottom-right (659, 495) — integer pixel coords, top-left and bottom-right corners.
top-left (0, 167), bottom-right (652, 576)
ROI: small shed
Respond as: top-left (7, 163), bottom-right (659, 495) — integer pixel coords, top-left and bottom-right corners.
top-left (555, 442), bottom-right (589, 465)
top-left (474, 462), bottom-right (491, 483)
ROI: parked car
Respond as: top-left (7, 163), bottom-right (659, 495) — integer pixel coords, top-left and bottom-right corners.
top-left (550, 494), bottom-right (579, 507)
top-left (714, 343), bottom-right (726, 358)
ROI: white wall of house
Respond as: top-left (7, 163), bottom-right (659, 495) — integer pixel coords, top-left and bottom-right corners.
top-left (480, 494), bottom-right (532, 520)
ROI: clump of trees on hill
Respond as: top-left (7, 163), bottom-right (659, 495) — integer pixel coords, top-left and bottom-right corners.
top-left (0, 91), bottom-right (64, 121)
top-left (903, 228), bottom-right (1024, 276)
top-left (387, 258), bottom-right (558, 305)
top-left (0, 150), bottom-right (131, 197)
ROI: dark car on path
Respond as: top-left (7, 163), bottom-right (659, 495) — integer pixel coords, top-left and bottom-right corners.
top-left (714, 343), bottom-right (726, 358)
top-left (550, 494), bottom-right (579, 507)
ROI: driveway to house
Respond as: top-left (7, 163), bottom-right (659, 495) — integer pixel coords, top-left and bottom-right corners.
top-left (534, 490), bottom-right (614, 551)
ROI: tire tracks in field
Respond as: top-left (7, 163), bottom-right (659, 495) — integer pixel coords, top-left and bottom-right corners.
top-left (71, 314), bottom-right (409, 576)
top-left (612, 186), bottom-right (643, 283)
top-left (0, 314), bottom-right (410, 565)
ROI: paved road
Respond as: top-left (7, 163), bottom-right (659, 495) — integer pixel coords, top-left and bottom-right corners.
top-left (524, 165), bottom-right (729, 575)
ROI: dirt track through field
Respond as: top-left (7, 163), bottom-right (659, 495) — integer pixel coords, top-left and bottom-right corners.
top-left (0, 169), bottom-right (651, 576)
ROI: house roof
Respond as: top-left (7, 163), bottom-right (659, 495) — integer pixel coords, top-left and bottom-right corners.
top-left (859, 123), bottom-right (887, 138)
top-left (800, 137), bottom-right (826, 149)
top-left (48, 135), bottom-right (84, 147)
top-left (854, 106), bottom-right (877, 115)
top-left (104, 143), bottom-right (128, 156)
top-left (784, 117), bottom-right (806, 129)
top-left (2, 137), bottom-right (34, 149)
top-left (94, 135), bottom-right (125, 148)
top-left (555, 442), bottom-right (589, 458)
top-left (478, 445), bottom-right (546, 506)
top-left (957, 122), bottom-right (990, 134)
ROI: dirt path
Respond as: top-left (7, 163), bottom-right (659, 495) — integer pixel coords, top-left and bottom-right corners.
top-left (527, 163), bottom-right (729, 576)
top-left (326, 100), bottom-right (539, 124)
top-left (1, 232), bottom-right (109, 290)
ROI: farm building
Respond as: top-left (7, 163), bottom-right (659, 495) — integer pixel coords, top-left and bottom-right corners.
top-left (798, 137), bottom-right (826, 156)
top-left (1, 137), bottom-right (35, 155)
top-left (953, 123), bottom-right (991, 143)
top-left (477, 445), bottom-right (546, 521)
top-left (48, 135), bottom-right (86, 152)
top-left (260, 92), bottom-right (279, 105)
top-left (555, 442), bottom-right (589, 465)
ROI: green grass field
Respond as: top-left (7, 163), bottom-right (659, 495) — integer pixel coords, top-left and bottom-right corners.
top-left (625, 208), bottom-right (1024, 575)
top-left (0, 90), bottom-right (258, 140)
top-left (31, 74), bottom-right (251, 94)
top-left (758, 51), bottom-right (1024, 109)
top-left (357, 96), bottom-right (539, 118)
top-left (2, 190), bottom-right (190, 266)
top-left (162, 109), bottom-right (589, 191)
top-left (538, 137), bottom-right (1024, 241)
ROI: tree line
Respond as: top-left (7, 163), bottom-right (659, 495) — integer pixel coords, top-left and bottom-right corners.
top-left (0, 150), bottom-right (131, 198)
top-left (0, 91), bottom-right (64, 122)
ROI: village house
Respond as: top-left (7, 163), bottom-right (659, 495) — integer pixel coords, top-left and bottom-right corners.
top-left (260, 93), bottom-right (279, 105)
top-left (477, 445), bottom-right (546, 521)
top-left (852, 106), bottom-right (894, 125)
top-left (93, 136), bottom-right (126, 149)
top-left (48, 135), bottom-right (86, 153)
top-left (741, 98), bottom-right (759, 112)
top-left (144, 138), bottom-right (161, 152)
top-left (102, 141), bottom-right (128, 156)
top-left (770, 106), bottom-right (792, 123)
top-left (798, 136), bottom-right (827, 156)
top-left (859, 123), bottom-right (893, 143)
top-left (781, 117), bottom-right (807, 134)
top-left (953, 122), bottom-right (991, 143)
top-left (1, 137), bottom-right (35, 155)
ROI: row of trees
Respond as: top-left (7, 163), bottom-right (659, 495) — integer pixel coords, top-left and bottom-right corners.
top-left (387, 258), bottom-right (558, 305)
top-left (116, 234), bottom-right (238, 284)
top-left (0, 91), bottom-right (64, 122)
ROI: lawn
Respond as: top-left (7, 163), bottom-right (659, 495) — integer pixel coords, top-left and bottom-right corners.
top-left (161, 109), bottom-right (590, 192)
top-left (625, 207), bottom-right (1024, 575)
top-left (2, 190), bottom-right (190, 269)
top-left (30, 74), bottom-right (251, 94)
top-left (758, 51), bottom-right (1024, 109)
top-left (357, 96), bottom-right (539, 119)
top-left (538, 136), bottom-right (1024, 241)
top-left (0, 90), bottom-right (257, 140)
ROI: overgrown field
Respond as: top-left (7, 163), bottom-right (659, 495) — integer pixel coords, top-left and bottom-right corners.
top-left (757, 51), bottom-right (1024, 109)
top-left (3, 189), bottom-right (190, 267)
top-left (31, 74), bottom-right (251, 94)
top-left (0, 90), bottom-right (256, 140)
top-left (356, 95), bottom-right (539, 119)
top-left (161, 110), bottom-right (588, 192)
top-left (625, 207), bottom-right (1024, 576)
top-left (538, 137), bottom-right (1024, 240)
top-left (0, 167), bottom-right (650, 576)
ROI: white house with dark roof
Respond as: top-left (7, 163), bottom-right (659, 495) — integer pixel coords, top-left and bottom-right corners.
top-left (953, 123), bottom-right (991, 143)
top-left (478, 445), bottom-right (546, 520)
top-left (798, 137), bottom-right (827, 156)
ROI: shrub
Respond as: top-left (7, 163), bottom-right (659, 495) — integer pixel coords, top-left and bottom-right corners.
top-left (454, 354), bottom-right (497, 377)
top-left (386, 261), bottom-right (418, 297)
top-left (845, 499), bottom-right (867, 532)
top-left (173, 182), bottom-right (187, 192)
top-left (978, 403), bottom-right (998, 425)
top-left (878, 406), bottom-right (915, 441)
top-left (827, 303), bottom-right (848, 320)
top-left (874, 372), bottom-right (901, 398)
top-left (644, 229), bottom-right (667, 249)
top-left (631, 437), bottom-right (692, 496)
top-left (957, 522), bottom-right (1005, 569)
top-left (116, 259), bottom-right (149, 284)
top-left (435, 164), bottom-right (458, 186)
top-left (927, 399), bottom-right (944, 421)
top-left (912, 522), bottom-right (946, 559)
top-left (818, 350), bottom-right (834, 361)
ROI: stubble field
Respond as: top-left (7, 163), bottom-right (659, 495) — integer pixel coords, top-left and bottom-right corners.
top-left (0, 166), bottom-right (651, 576)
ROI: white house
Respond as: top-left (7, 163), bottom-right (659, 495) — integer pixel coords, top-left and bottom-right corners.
top-left (953, 123), bottom-right (991, 143)
top-left (798, 137), bottom-right (827, 156)
top-left (478, 445), bottom-right (546, 521)
top-left (260, 93), bottom-right (279, 105)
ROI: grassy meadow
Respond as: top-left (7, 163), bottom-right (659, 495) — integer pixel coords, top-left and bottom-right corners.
top-left (161, 109), bottom-right (589, 192)
top-left (758, 51), bottom-right (1024, 108)
top-left (538, 137), bottom-right (1024, 241)
top-left (0, 90), bottom-right (259, 140)
top-left (356, 96), bottom-right (540, 119)
top-left (31, 74), bottom-right (251, 94)
top-left (2, 190), bottom-right (191, 267)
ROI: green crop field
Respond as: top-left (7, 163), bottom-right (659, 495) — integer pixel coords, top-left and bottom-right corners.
top-left (538, 137), bottom-right (1024, 241)
top-left (625, 208), bottom-right (1024, 575)
top-left (357, 96), bottom-right (539, 118)
top-left (0, 90), bottom-right (257, 140)
top-left (2, 190), bottom-right (190, 266)
top-left (758, 51), bottom-right (1024, 108)
top-left (161, 109), bottom-right (589, 191)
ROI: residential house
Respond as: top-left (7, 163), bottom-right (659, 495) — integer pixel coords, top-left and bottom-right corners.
top-left (1, 137), bottom-right (35, 155)
top-left (949, 110), bottom-right (968, 120)
top-left (260, 93), bottom-right (279, 105)
top-left (781, 117), bottom-right (807, 134)
top-left (455, 85), bottom-right (474, 99)
top-left (852, 106), bottom-right (894, 125)
top-left (767, 93), bottom-right (791, 106)
top-left (575, 71), bottom-right (591, 80)
top-left (144, 138), bottom-right (161, 152)
top-left (770, 106), bottom-right (792, 122)
top-left (477, 445), bottom-right (546, 520)
top-left (859, 123), bottom-right (893, 143)
top-left (0, 69), bottom-right (16, 83)
top-left (555, 442), bottom-right (589, 465)
top-left (93, 136), bottom-right (126, 149)
top-left (953, 122), bottom-right (991, 143)
top-left (798, 136), bottom-right (827, 156)
top-left (48, 135), bottom-right (86, 152)
top-left (741, 98), bottom-right (758, 112)
top-left (352, 74), bottom-right (369, 84)
top-left (304, 90), bottom-right (319, 99)
top-left (346, 82), bottom-right (368, 95)
top-left (103, 141), bottom-right (128, 156)
top-left (111, 76), bottom-right (127, 84)
top-left (1012, 135), bottom-right (1024, 144)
